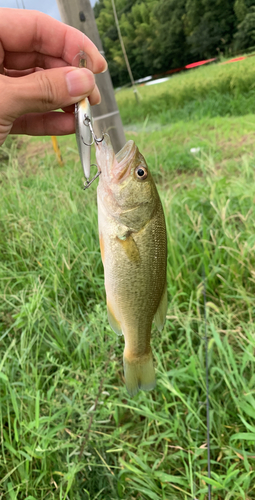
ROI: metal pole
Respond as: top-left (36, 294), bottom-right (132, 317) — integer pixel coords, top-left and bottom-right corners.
top-left (56, 0), bottom-right (126, 153)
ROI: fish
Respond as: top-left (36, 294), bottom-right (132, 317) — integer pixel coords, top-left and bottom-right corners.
top-left (96, 136), bottom-right (167, 397)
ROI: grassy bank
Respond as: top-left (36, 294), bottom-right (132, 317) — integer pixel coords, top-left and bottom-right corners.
top-left (116, 56), bottom-right (255, 125)
top-left (2, 58), bottom-right (255, 498)
top-left (1, 109), bottom-right (255, 498)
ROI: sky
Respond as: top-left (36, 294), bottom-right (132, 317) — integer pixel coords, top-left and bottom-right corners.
top-left (2, 0), bottom-right (61, 20)
top-left (1, 0), bottom-right (96, 21)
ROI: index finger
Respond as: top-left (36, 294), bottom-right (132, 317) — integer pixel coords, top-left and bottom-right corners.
top-left (0, 8), bottom-right (107, 74)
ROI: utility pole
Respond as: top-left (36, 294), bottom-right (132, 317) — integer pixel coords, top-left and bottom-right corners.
top-left (56, 0), bottom-right (126, 153)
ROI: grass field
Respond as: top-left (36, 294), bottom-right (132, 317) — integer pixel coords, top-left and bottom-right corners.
top-left (116, 55), bottom-right (255, 126)
top-left (1, 58), bottom-right (255, 499)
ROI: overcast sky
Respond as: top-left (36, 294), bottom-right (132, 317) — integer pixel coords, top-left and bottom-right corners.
top-left (1, 0), bottom-right (96, 21)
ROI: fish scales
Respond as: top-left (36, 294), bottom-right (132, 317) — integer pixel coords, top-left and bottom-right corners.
top-left (96, 136), bottom-right (167, 396)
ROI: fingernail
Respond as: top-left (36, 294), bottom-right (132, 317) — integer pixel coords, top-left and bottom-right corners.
top-left (66, 68), bottom-right (94, 97)
top-left (101, 58), bottom-right (108, 73)
top-left (99, 53), bottom-right (108, 74)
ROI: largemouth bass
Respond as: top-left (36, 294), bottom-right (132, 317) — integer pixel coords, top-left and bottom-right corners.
top-left (96, 136), bottom-right (167, 396)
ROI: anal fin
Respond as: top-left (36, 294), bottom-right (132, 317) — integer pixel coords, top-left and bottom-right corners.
top-left (107, 302), bottom-right (123, 336)
top-left (99, 234), bottom-right (105, 265)
top-left (154, 281), bottom-right (167, 331)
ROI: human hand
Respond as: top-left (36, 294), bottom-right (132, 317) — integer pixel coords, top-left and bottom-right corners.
top-left (0, 8), bottom-right (107, 146)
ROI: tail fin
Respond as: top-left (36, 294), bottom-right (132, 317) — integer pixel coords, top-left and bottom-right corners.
top-left (123, 351), bottom-right (156, 397)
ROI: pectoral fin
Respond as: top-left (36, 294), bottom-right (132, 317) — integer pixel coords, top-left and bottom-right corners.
top-left (154, 282), bottom-right (167, 331)
top-left (107, 302), bottom-right (123, 336)
top-left (117, 234), bottom-right (140, 262)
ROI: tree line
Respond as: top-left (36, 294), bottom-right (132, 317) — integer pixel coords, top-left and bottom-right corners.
top-left (93, 0), bottom-right (255, 86)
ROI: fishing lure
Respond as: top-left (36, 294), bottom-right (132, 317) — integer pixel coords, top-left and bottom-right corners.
top-left (75, 52), bottom-right (104, 189)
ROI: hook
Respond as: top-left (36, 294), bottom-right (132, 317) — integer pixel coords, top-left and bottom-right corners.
top-left (83, 164), bottom-right (101, 190)
top-left (81, 114), bottom-right (104, 147)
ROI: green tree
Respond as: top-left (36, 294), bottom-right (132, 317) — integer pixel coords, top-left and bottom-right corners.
top-left (153, 0), bottom-right (188, 71)
top-left (120, 0), bottom-right (160, 76)
top-left (95, 0), bottom-right (141, 86)
top-left (94, 0), bottom-right (254, 87)
top-left (234, 0), bottom-right (248, 21)
top-left (95, 0), bottom-right (162, 85)
top-left (235, 4), bottom-right (255, 49)
top-left (95, 0), bottom-right (125, 86)
top-left (185, 0), bottom-right (237, 59)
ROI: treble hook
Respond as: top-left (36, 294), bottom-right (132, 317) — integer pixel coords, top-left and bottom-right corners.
top-left (83, 164), bottom-right (101, 190)
top-left (81, 115), bottom-right (104, 147)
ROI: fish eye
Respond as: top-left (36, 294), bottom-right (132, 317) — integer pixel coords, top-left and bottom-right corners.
top-left (135, 166), bottom-right (148, 180)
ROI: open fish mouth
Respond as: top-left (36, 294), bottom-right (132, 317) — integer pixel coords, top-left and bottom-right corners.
top-left (116, 140), bottom-right (137, 164)
top-left (114, 141), bottom-right (137, 181)
top-left (96, 136), bottom-right (138, 183)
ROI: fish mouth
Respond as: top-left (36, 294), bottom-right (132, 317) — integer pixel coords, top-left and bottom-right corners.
top-left (96, 136), bottom-right (137, 183)
top-left (114, 141), bottom-right (137, 181)
top-left (116, 140), bottom-right (137, 164)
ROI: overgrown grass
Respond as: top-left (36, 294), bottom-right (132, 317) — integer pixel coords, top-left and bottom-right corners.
top-left (1, 108), bottom-right (255, 499)
top-left (116, 56), bottom-right (255, 125)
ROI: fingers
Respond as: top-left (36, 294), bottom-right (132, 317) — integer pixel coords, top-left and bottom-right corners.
top-left (10, 81), bottom-right (101, 136)
top-left (0, 66), bottom-right (99, 121)
top-left (10, 111), bottom-right (75, 136)
top-left (0, 8), bottom-right (107, 74)
top-left (0, 8), bottom-right (107, 146)
top-left (89, 84), bottom-right (101, 105)
top-left (4, 67), bottom-right (44, 77)
top-left (4, 52), bottom-right (70, 72)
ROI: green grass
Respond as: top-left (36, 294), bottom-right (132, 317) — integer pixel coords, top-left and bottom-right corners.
top-left (116, 56), bottom-right (255, 126)
top-left (2, 59), bottom-right (255, 498)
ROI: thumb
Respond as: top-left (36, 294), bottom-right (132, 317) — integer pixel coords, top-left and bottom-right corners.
top-left (1, 66), bottom-right (95, 121)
